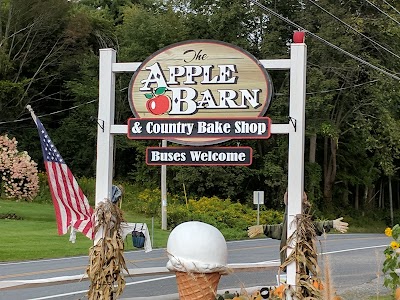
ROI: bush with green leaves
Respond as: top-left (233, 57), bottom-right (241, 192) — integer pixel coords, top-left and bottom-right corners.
top-left (168, 195), bottom-right (284, 237)
top-left (0, 135), bottom-right (39, 201)
top-left (34, 173), bottom-right (96, 205)
top-left (125, 189), bottom-right (284, 238)
top-left (126, 188), bottom-right (181, 217)
top-left (383, 224), bottom-right (400, 293)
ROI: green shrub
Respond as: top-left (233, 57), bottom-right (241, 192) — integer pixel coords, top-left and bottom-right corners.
top-left (259, 209), bottom-right (284, 225)
top-left (167, 196), bottom-right (284, 238)
top-left (123, 188), bottom-right (159, 216)
top-left (126, 188), bottom-right (181, 217)
top-left (33, 172), bottom-right (52, 204)
top-left (33, 174), bottom-right (96, 205)
top-left (77, 177), bottom-right (96, 205)
top-left (167, 204), bottom-right (190, 228)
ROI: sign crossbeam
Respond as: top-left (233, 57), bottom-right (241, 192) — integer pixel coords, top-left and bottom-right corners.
top-left (110, 59), bottom-right (292, 74)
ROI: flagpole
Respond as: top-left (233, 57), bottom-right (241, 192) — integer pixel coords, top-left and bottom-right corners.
top-left (26, 105), bottom-right (38, 125)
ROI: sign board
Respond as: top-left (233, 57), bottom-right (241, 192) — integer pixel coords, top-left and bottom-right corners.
top-left (128, 39), bottom-right (273, 146)
top-left (128, 117), bottom-right (270, 140)
top-left (146, 146), bottom-right (252, 166)
top-left (253, 191), bottom-right (264, 205)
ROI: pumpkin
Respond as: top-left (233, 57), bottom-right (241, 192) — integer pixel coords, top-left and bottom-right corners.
top-left (232, 295), bottom-right (248, 300)
top-left (250, 290), bottom-right (262, 300)
top-left (395, 287), bottom-right (400, 300)
top-left (311, 279), bottom-right (324, 290)
top-left (271, 284), bottom-right (285, 299)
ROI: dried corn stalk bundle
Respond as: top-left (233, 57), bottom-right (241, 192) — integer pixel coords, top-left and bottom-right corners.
top-left (86, 199), bottom-right (128, 300)
top-left (281, 201), bottom-right (322, 300)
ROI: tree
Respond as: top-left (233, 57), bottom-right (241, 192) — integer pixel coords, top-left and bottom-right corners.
top-left (0, 0), bottom-right (70, 120)
top-left (116, 3), bottom-right (190, 62)
top-left (0, 134), bottom-right (39, 200)
top-left (295, 0), bottom-right (400, 210)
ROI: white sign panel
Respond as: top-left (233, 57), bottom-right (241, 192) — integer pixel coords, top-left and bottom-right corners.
top-left (253, 191), bottom-right (264, 205)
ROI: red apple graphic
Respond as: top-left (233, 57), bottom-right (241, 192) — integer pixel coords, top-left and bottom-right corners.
top-left (145, 87), bottom-right (171, 115)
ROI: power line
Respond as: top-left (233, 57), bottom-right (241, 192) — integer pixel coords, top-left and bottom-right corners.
top-left (365, 0), bottom-right (400, 26)
top-left (0, 99), bottom-right (98, 125)
top-left (248, 0), bottom-right (400, 81)
top-left (275, 79), bottom-right (379, 96)
top-left (0, 84), bottom-right (131, 126)
top-left (1, 80), bottom-right (379, 126)
top-left (382, 0), bottom-right (400, 17)
top-left (306, 79), bottom-right (378, 94)
top-left (308, 0), bottom-right (400, 60)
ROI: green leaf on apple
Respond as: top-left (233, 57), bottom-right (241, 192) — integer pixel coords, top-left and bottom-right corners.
top-left (144, 93), bottom-right (154, 99)
top-left (155, 87), bottom-right (166, 95)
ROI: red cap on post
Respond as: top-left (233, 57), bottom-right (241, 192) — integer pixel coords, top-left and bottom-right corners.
top-left (293, 31), bottom-right (305, 43)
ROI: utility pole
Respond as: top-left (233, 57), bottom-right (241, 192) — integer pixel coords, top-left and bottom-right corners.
top-left (389, 176), bottom-right (393, 227)
top-left (161, 140), bottom-right (167, 230)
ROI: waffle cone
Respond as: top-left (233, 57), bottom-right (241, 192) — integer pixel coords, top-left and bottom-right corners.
top-left (175, 271), bottom-right (221, 300)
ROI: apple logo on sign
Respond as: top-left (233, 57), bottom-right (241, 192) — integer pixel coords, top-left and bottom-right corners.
top-left (144, 87), bottom-right (171, 115)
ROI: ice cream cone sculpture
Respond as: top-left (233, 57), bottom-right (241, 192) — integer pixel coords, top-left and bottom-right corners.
top-left (175, 271), bottom-right (221, 300)
top-left (166, 221), bottom-right (228, 300)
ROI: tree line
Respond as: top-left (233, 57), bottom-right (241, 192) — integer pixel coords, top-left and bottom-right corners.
top-left (0, 0), bottom-right (399, 217)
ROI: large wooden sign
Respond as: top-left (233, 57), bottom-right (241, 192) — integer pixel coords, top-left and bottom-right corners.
top-left (128, 40), bottom-right (273, 146)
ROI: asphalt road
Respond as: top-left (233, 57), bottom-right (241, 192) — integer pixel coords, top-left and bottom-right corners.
top-left (0, 233), bottom-right (391, 300)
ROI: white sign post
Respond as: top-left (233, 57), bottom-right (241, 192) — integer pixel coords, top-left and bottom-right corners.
top-left (286, 43), bottom-right (307, 291)
top-left (96, 39), bottom-right (306, 298)
top-left (253, 191), bottom-right (264, 225)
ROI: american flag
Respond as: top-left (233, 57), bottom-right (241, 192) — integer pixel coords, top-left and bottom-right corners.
top-left (34, 116), bottom-right (94, 240)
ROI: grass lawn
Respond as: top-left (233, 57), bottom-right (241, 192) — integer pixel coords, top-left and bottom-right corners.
top-left (0, 199), bottom-right (170, 262)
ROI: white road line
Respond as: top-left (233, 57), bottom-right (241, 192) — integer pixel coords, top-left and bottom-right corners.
top-left (0, 248), bottom-right (167, 266)
top-left (258, 245), bottom-right (387, 263)
top-left (27, 275), bottom-right (176, 300)
top-left (319, 244), bottom-right (387, 255)
top-left (0, 256), bottom-right (89, 266)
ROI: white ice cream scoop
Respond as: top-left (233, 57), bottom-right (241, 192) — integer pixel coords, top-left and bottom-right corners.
top-left (166, 221), bottom-right (228, 274)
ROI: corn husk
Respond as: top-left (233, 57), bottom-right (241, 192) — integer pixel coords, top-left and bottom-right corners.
top-left (86, 199), bottom-right (128, 300)
top-left (280, 201), bottom-right (322, 300)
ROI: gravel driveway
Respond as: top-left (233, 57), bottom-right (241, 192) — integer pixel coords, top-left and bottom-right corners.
top-left (338, 276), bottom-right (391, 300)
